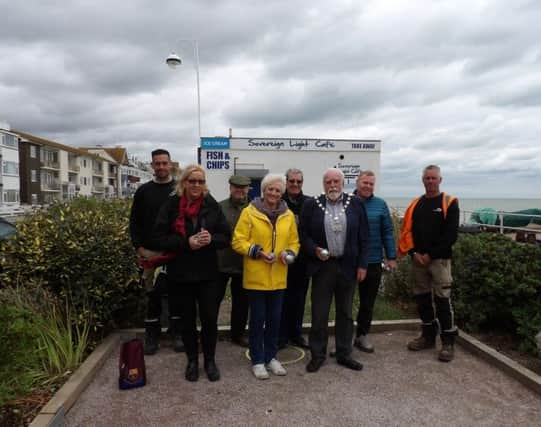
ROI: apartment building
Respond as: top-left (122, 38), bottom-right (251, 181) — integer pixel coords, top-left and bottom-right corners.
top-left (15, 131), bottom-right (116, 203)
top-left (0, 122), bottom-right (156, 205)
top-left (0, 127), bottom-right (21, 207)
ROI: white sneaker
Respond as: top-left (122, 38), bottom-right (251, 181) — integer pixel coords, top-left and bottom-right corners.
top-left (252, 363), bottom-right (270, 380)
top-left (266, 358), bottom-right (287, 376)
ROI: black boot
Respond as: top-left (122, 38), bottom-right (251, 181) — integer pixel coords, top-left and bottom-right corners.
top-left (204, 357), bottom-right (221, 382)
top-left (169, 317), bottom-right (185, 352)
top-left (144, 320), bottom-right (160, 355)
top-left (185, 357), bottom-right (199, 382)
top-left (439, 329), bottom-right (458, 362)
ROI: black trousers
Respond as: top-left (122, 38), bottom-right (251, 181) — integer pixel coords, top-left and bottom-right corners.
top-left (217, 273), bottom-right (249, 339)
top-left (146, 271), bottom-right (169, 322)
top-left (279, 262), bottom-right (309, 344)
top-left (309, 260), bottom-right (356, 361)
top-left (356, 263), bottom-right (383, 336)
top-left (169, 279), bottom-right (221, 359)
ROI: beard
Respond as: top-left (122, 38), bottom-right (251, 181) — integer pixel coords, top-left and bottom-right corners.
top-left (326, 189), bottom-right (342, 201)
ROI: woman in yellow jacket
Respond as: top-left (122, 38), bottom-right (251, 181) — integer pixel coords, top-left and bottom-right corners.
top-left (232, 173), bottom-right (300, 380)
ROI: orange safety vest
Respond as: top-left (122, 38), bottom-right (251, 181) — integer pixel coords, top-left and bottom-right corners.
top-left (397, 192), bottom-right (457, 258)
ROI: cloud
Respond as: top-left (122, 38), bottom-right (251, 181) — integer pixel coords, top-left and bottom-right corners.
top-left (0, 0), bottom-right (540, 198)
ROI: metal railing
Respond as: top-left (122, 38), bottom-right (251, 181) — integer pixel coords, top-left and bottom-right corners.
top-left (41, 181), bottom-right (61, 191)
top-left (461, 209), bottom-right (541, 235)
top-left (40, 160), bottom-right (60, 169)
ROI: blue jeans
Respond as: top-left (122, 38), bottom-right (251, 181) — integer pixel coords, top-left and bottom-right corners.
top-left (247, 289), bottom-right (285, 365)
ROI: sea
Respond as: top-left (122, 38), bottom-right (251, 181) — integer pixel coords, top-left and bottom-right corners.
top-left (383, 197), bottom-right (541, 217)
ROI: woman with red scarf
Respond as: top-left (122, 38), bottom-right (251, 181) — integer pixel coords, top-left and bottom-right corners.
top-left (151, 165), bottom-right (230, 382)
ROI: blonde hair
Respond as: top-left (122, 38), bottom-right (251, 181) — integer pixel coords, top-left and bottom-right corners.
top-left (175, 164), bottom-right (208, 196)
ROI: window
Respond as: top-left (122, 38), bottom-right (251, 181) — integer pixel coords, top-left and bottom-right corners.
top-left (31, 194), bottom-right (38, 205)
top-left (1, 134), bottom-right (17, 148)
top-left (83, 159), bottom-right (87, 168)
top-left (31, 169), bottom-right (37, 182)
top-left (2, 161), bottom-right (19, 175)
top-left (3, 190), bottom-right (19, 203)
top-left (30, 145), bottom-right (37, 158)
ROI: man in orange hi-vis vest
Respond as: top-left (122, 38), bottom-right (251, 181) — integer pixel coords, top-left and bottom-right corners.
top-left (398, 165), bottom-right (459, 362)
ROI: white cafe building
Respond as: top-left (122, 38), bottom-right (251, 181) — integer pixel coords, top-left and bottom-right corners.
top-left (199, 136), bottom-right (381, 201)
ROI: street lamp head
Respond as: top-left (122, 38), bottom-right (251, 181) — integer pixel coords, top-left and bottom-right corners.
top-left (166, 52), bottom-right (182, 69)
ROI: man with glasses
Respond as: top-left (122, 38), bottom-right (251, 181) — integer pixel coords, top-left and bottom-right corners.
top-left (279, 169), bottom-right (310, 349)
top-left (129, 149), bottom-right (183, 355)
top-left (300, 168), bottom-right (369, 373)
top-left (217, 175), bottom-right (252, 347)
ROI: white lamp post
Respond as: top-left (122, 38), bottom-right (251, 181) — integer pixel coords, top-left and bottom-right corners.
top-left (166, 40), bottom-right (201, 140)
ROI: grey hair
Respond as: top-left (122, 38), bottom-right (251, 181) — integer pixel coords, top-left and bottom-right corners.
top-left (285, 168), bottom-right (303, 180)
top-left (261, 173), bottom-right (286, 196)
top-left (323, 167), bottom-right (344, 182)
top-left (423, 164), bottom-right (441, 177)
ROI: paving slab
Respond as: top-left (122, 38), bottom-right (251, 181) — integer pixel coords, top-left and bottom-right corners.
top-left (63, 331), bottom-right (541, 427)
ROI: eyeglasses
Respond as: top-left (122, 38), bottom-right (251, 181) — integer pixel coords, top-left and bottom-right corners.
top-left (187, 179), bottom-right (206, 185)
top-left (288, 179), bottom-right (303, 184)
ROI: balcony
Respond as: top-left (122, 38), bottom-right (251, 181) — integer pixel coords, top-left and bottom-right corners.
top-left (92, 185), bottom-right (104, 193)
top-left (41, 181), bottom-right (61, 191)
top-left (92, 168), bottom-right (103, 177)
top-left (68, 163), bottom-right (80, 172)
top-left (40, 159), bottom-right (60, 170)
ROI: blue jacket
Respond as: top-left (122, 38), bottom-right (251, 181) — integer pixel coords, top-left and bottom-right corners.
top-left (359, 194), bottom-right (397, 264)
top-left (300, 193), bottom-right (369, 281)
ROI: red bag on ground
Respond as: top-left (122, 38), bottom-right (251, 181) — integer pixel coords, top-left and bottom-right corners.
top-left (118, 338), bottom-right (147, 390)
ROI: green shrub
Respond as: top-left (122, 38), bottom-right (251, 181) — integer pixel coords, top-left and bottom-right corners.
top-left (452, 233), bottom-right (541, 354)
top-left (0, 289), bottom-right (43, 405)
top-left (382, 231), bottom-right (541, 355)
top-left (0, 197), bottom-right (142, 336)
top-left (0, 286), bottom-right (91, 407)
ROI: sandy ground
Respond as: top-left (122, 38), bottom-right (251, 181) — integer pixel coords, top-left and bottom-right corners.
top-left (63, 330), bottom-right (540, 427)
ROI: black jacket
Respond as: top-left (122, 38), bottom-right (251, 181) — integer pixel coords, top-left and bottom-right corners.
top-left (300, 193), bottom-right (369, 281)
top-left (129, 180), bottom-right (175, 249)
top-left (150, 193), bottom-right (231, 283)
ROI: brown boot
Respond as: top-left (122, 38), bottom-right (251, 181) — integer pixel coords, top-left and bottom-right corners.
top-left (407, 335), bottom-right (436, 351)
top-left (438, 343), bottom-right (454, 362)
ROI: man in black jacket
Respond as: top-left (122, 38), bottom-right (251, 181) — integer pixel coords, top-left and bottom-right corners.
top-left (279, 168), bottom-right (310, 349)
top-left (129, 149), bottom-right (182, 355)
top-left (400, 165), bottom-right (459, 362)
top-left (301, 168), bottom-right (369, 373)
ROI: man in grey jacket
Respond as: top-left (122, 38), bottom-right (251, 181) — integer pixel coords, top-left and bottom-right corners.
top-left (217, 175), bottom-right (251, 346)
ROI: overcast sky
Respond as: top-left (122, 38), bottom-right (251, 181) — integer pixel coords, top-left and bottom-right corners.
top-left (1, 0), bottom-right (540, 198)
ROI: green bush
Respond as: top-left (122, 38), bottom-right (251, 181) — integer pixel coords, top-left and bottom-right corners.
top-left (0, 286), bottom-right (91, 408)
top-left (453, 233), bottom-right (541, 354)
top-left (0, 289), bottom-right (43, 405)
top-left (382, 232), bottom-right (541, 355)
top-left (0, 197), bottom-right (142, 336)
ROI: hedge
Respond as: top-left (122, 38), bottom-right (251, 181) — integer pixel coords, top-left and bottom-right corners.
top-left (383, 233), bottom-right (541, 354)
top-left (0, 197), bottom-right (142, 336)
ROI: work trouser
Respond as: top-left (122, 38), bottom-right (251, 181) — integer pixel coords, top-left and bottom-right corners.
top-left (411, 258), bottom-right (457, 343)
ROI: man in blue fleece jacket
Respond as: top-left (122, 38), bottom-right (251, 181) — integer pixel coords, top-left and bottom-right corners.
top-left (354, 170), bottom-right (397, 353)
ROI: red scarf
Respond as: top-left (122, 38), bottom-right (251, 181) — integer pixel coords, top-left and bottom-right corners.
top-left (138, 195), bottom-right (203, 269)
top-left (173, 195), bottom-right (203, 236)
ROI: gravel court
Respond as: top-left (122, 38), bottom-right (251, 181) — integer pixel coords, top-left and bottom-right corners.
top-left (63, 330), bottom-right (541, 427)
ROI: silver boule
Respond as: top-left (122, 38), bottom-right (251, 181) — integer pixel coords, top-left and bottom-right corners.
top-left (285, 253), bottom-right (295, 264)
top-left (320, 248), bottom-right (330, 259)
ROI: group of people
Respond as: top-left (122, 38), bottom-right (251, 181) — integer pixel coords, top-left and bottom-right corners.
top-left (129, 149), bottom-right (459, 382)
